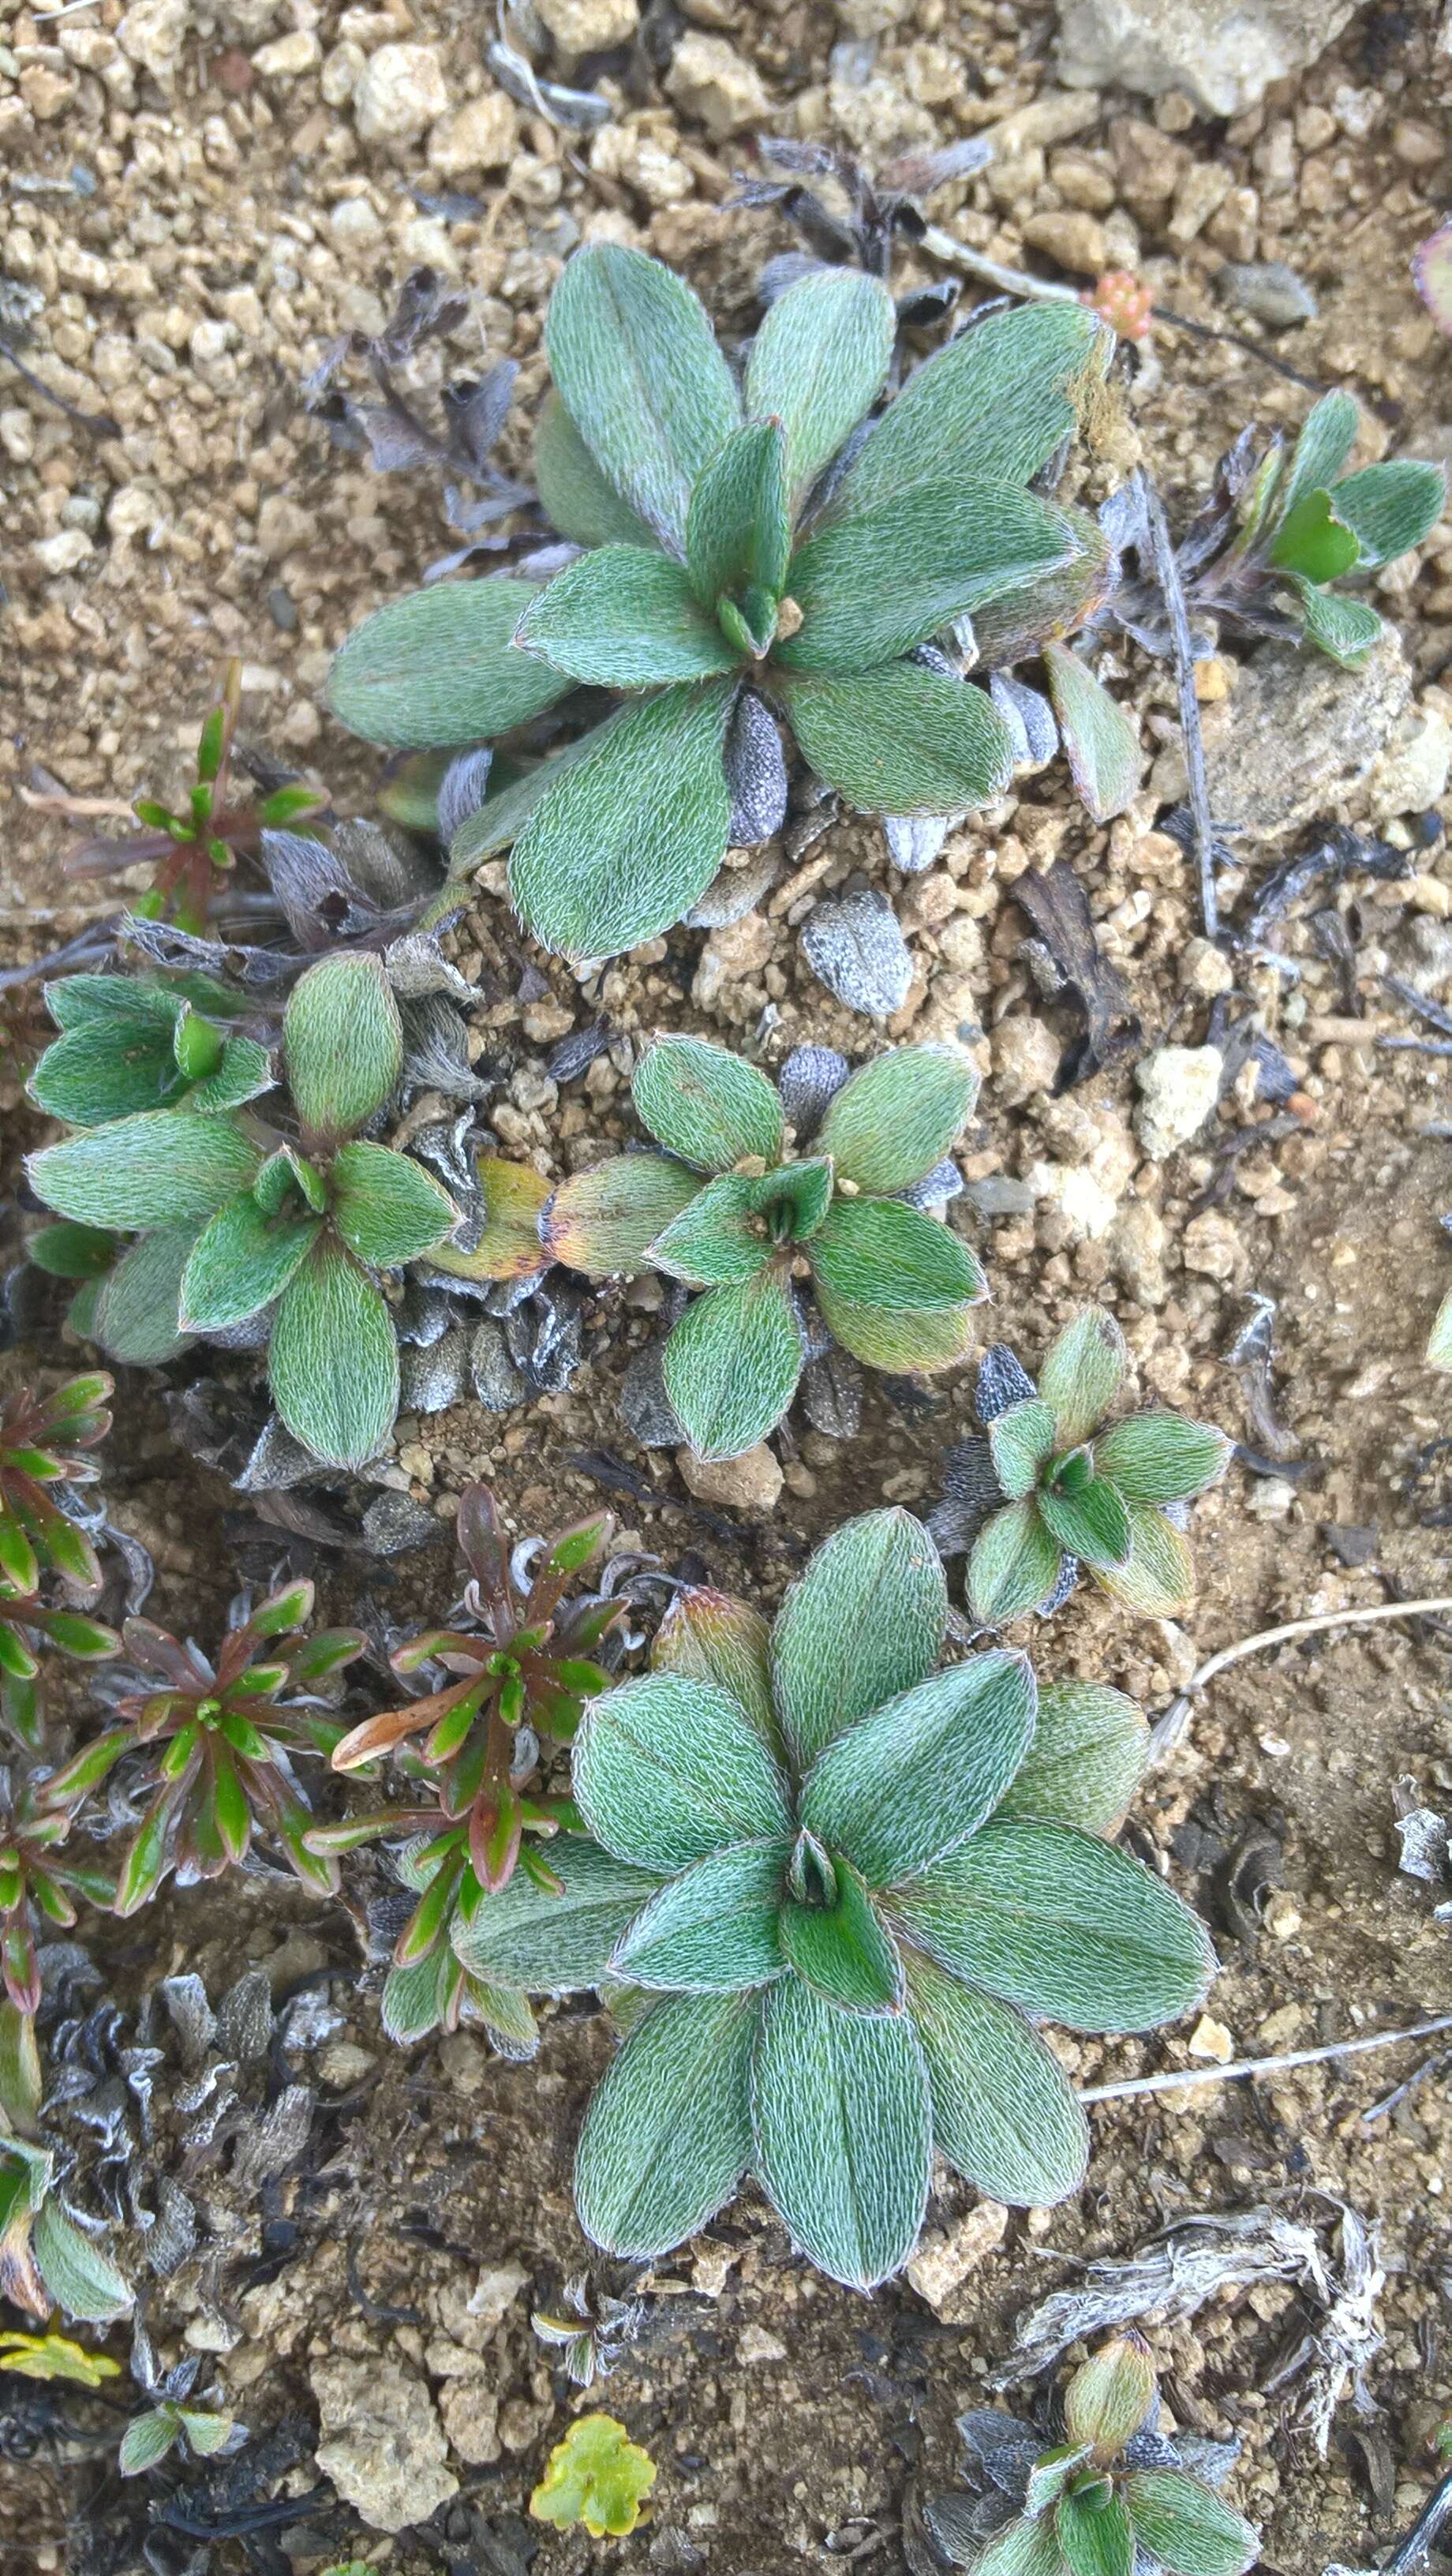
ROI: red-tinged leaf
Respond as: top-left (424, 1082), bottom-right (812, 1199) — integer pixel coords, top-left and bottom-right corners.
top-left (32, 1608), bottom-right (119, 1662)
top-left (217, 1708), bottom-right (271, 1762)
top-left (158, 1718), bottom-right (201, 1780)
top-left (39, 1372), bottom-right (114, 1428)
top-left (515, 1840), bottom-right (566, 1896)
top-left (499, 1672), bottom-right (526, 1732)
top-left (456, 1484), bottom-right (510, 1604)
top-left (425, 1684), bottom-right (488, 1765)
top-left (245, 1580), bottom-right (315, 1641)
top-left (29, 1871), bottom-right (77, 1927)
top-left (2, 1920), bottom-right (40, 2018)
top-left (175, 1766), bottom-right (226, 1882)
top-left (332, 1693), bottom-right (458, 1773)
top-left (0, 1521), bottom-right (38, 1597)
top-left (305, 1805), bottom-right (422, 1855)
top-left (118, 1618), bottom-right (204, 1687)
top-left (397, 1849), bottom-right (465, 1964)
top-left (226, 1662), bottom-right (289, 1702)
top-left (118, 1793), bottom-right (175, 1914)
top-left (471, 1782), bottom-right (523, 1892)
top-left (28, 1503), bottom-right (102, 1597)
top-left (42, 1731), bottom-right (129, 1803)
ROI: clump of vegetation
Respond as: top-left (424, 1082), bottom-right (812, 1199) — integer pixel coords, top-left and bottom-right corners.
top-left (0, 2128), bottom-right (131, 2323)
top-left (960, 2334), bottom-right (1259, 2576)
top-left (545, 1035), bottom-right (984, 1458)
top-left (0, 1759), bottom-right (112, 2024)
top-left (0, 2328), bottom-right (119, 2386)
top-left (118, 2335), bottom-right (243, 2477)
top-left (0, 1372), bottom-right (114, 1603)
top-left (451, 1508), bottom-right (1211, 2290)
top-left (955, 1313), bottom-right (1229, 1624)
top-left (327, 249), bottom-right (1134, 960)
top-left (28, 972), bottom-right (273, 1133)
top-left (530, 2413), bottom-right (658, 2539)
top-left (62, 659), bottom-right (324, 934)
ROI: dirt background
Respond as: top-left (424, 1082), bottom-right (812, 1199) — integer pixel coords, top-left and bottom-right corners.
top-left (5, 0), bottom-right (1452, 2570)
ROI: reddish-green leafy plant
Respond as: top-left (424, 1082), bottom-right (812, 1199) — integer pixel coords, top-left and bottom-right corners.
top-left (0, 1374), bottom-right (114, 1601)
top-left (0, 1760), bottom-right (114, 2022)
top-left (50, 1581), bottom-right (364, 1912)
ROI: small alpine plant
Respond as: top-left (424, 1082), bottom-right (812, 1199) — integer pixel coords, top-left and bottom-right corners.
top-left (326, 249), bottom-right (1128, 959)
top-left (960, 2334), bottom-right (1259, 2576)
top-left (544, 1035), bottom-right (985, 1458)
top-left (27, 972), bottom-right (274, 1132)
top-left (27, 955), bottom-right (462, 1466)
top-left (0, 1758), bottom-right (113, 2024)
top-left (964, 1312), bottom-right (1230, 1625)
top-left (0, 1373), bottom-right (113, 1603)
top-left (62, 657), bottom-right (324, 933)
top-left (0, 2129), bottom-right (131, 2324)
top-left (451, 1508), bottom-right (1213, 2290)
top-left (48, 1579), bottom-right (365, 1912)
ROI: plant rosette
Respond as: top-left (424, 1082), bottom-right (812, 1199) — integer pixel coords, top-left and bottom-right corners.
top-left (451, 1507), bottom-right (1214, 2290)
top-left (950, 1312), bottom-right (1230, 1627)
top-left (954, 2334), bottom-right (1259, 2576)
top-left (27, 972), bottom-right (275, 1135)
top-left (543, 1034), bottom-right (986, 1460)
top-left (327, 248), bottom-right (1140, 960)
top-left (0, 1373), bottom-right (120, 1754)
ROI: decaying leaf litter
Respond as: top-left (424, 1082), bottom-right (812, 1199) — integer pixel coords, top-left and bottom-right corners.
top-left (5, 1), bottom-right (1452, 2572)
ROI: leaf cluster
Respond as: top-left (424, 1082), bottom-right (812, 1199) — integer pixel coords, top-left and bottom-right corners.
top-left (451, 1508), bottom-right (1213, 2290)
top-left (967, 1312), bottom-right (1229, 1626)
top-left (0, 1761), bottom-right (112, 2020)
top-left (0, 2128), bottom-right (131, 2325)
top-left (545, 1035), bottom-right (985, 1458)
top-left (530, 2412), bottom-right (658, 2539)
top-left (0, 2328), bottom-right (120, 2387)
top-left (327, 249), bottom-right (1131, 959)
top-left (0, 1372), bottom-right (119, 1755)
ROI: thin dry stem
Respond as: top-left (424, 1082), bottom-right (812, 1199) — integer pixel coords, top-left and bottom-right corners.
top-left (1080, 2013), bottom-right (1452, 2105)
top-left (1151, 1596), bottom-right (1452, 1758)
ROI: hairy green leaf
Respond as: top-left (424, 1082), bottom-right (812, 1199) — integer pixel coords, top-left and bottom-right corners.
top-left (647, 1174), bottom-right (777, 1287)
top-left (31, 1018), bottom-right (185, 1127)
top-left (745, 268), bottom-right (895, 507)
top-left (1122, 2471), bottom-right (1259, 2576)
top-left (185, 1035), bottom-right (275, 1117)
top-left (1038, 1472), bottom-right (1132, 1571)
top-left (609, 1838), bottom-right (789, 1990)
top-left (971, 507), bottom-right (1113, 669)
top-left (989, 1398), bottom-right (1058, 1500)
top-left (448, 722), bottom-right (611, 873)
top-left (28, 1112), bottom-right (261, 1231)
top-left (32, 2200), bottom-right (132, 2324)
top-left (180, 1200), bottom-right (320, 1331)
top-left (1065, 2335), bottom-right (1157, 2456)
top-left (1267, 487), bottom-right (1360, 583)
top-left (662, 1266), bottom-right (803, 1460)
top-left (1057, 2489), bottom-right (1135, 2576)
top-left (515, 547), bottom-right (740, 687)
top-left (44, 975), bottom-right (181, 1034)
top-left (750, 1976), bottom-right (930, 2289)
top-left (686, 421), bottom-right (791, 614)
top-left (782, 664), bottom-right (1016, 815)
top-left (1038, 1307), bottom-right (1128, 1446)
top-left (811, 1279), bottom-right (980, 1375)
top-left (770, 1507), bottom-right (946, 1772)
top-left (816, 1044), bottom-right (978, 1194)
top-left (809, 1198), bottom-right (983, 1312)
top-left (1042, 644), bottom-right (1144, 824)
top-left (1093, 1503), bottom-right (1196, 1617)
top-left (283, 954), bottom-right (402, 1142)
top-left (1274, 388), bottom-right (1360, 525)
top-left (330, 1141), bottom-right (456, 1267)
top-left (544, 1152), bottom-right (701, 1277)
top-left (574, 1673), bottom-right (793, 1874)
top-left (903, 1949), bottom-right (1088, 2206)
top-left (534, 388), bottom-right (661, 549)
top-left (998, 1679), bottom-right (1148, 1835)
top-left (325, 576), bottom-right (573, 748)
top-left (966, 2520), bottom-right (1064, 2576)
top-left (454, 1834), bottom-right (663, 1990)
top-left (653, 1587), bottom-right (777, 1747)
top-left (1291, 575), bottom-right (1384, 668)
top-left (544, 245), bottom-right (741, 552)
top-left (778, 1857), bottom-right (902, 2012)
top-left (92, 1226), bottom-right (201, 1365)
top-left (268, 1241), bottom-right (398, 1467)
top-left (887, 1818), bottom-right (1214, 2033)
top-left (575, 1990), bottom-right (757, 2259)
top-left (802, 1649), bottom-right (1035, 1887)
top-left (633, 1035), bottom-right (784, 1171)
top-left (1094, 1413), bottom-right (1230, 1504)
top-left (118, 2412), bottom-right (180, 2476)
top-left (511, 679), bottom-right (735, 957)
top-left (777, 481), bottom-right (1076, 675)
top-left (1329, 459), bottom-right (1445, 567)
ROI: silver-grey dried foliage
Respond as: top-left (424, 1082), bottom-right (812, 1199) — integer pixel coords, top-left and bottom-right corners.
top-left (802, 883), bottom-right (914, 1015)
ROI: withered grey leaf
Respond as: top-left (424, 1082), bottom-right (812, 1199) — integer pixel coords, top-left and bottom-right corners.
top-left (386, 934), bottom-right (473, 1002)
top-left (1012, 859), bottom-right (1140, 1075)
top-left (395, 1283), bottom-right (456, 1347)
top-left (147, 2175), bottom-right (198, 2278)
top-left (470, 1319), bottom-right (530, 1410)
top-left (400, 994), bottom-right (492, 1103)
top-left (232, 2084), bottom-right (316, 2189)
top-left (802, 883), bottom-right (912, 1017)
top-left (400, 1328), bottom-right (469, 1414)
top-left (217, 1971), bottom-right (273, 2064)
top-left (724, 691), bottom-right (789, 848)
top-left (777, 1043), bottom-right (849, 1140)
top-left (926, 1435), bottom-right (1002, 1556)
top-left (990, 670), bottom-right (1058, 766)
top-left (619, 1337), bottom-right (684, 1448)
top-left (900, 1155), bottom-right (964, 1211)
top-left (801, 1346), bottom-right (862, 1440)
top-left (885, 814), bottom-right (950, 874)
top-left (974, 1345), bottom-right (1036, 1424)
top-left (955, 2408), bottom-right (1043, 2497)
top-left (436, 747), bottom-right (496, 847)
top-left (158, 1975), bottom-right (218, 2073)
top-left (685, 846), bottom-right (782, 930)
top-left (486, 33), bottom-right (612, 126)
top-left (1393, 1790), bottom-right (1451, 1888)
top-left (361, 1490), bottom-right (446, 1556)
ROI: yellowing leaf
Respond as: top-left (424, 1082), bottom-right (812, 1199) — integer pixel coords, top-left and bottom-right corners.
top-left (0, 2328), bottom-right (121, 2387)
top-left (530, 2412), bottom-right (657, 2538)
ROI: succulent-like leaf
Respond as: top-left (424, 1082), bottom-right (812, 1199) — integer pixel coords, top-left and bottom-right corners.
top-left (886, 1818), bottom-right (1214, 2033)
top-left (1065, 2334), bottom-right (1157, 2457)
top-left (609, 1839), bottom-right (789, 1990)
top-left (1267, 488), bottom-right (1359, 583)
top-left (531, 2413), bottom-right (658, 2540)
top-left (1274, 388), bottom-right (1360, 526)
top-left (782, 664), bottom-right (1016, 817)
top-left (544, 1152), bottom-right (701, 1278)
top-left (1038, 1308), bottom-right (1128, 1447)
top-left (661, 1267), bottom-right (803, 1461)
top-left (544, 245), bottom-right (741, 553)
top-left (185, 1035), bottom-right (274, 1117)
top-left (777, 481), bottom-right (1076, 675)
top-left (533, 388), bottom-right (660, 549)
top-left (778, 1857), bottom-right (902, 2012)
top-left (816, 1045), bottom-right (978, 1194)
top-left (1093, 1413), bottom-right (1230, 1504)
top-left (998, 1680), bottom-right (1148, 1835)
top-left (988, 1398), bottom-right (1058, 1500)
top-left (284, 954), bottom-right (402, 1142)
top-left (633, 1035), bottom-right (784, 1173)
top-left (801, 1650), bottom-right (1035, 1888)
top-left (745, 268), bottom-right (896, 508)
top-left (92, 1226), bottom-right (202, 1365)
top-left (812, 1279), bottom-right (980, 1376)
top-left (268, 1241), bottom-right (398, 1467)
top-left (428, 1155), bottom-right (551, 1284)
top-left (180, 1200), bottom-right (320, 1331)
top-left (32, 2200), bottom-right (132, 2324)
top-left (1057, 2489), bottom-right (1135, 2576)
top-left (574, 1990), bottom-right (757, 2259)
top-left (574, 1673), bottom-right (794, 1874)
top-left (1042, 645), bottom-right (1143, 825)
top-left (770, 1507), bottom-right (946, 1773)
top-left (1290, 576), bottom-right (1383, 668)
top-left (515, 547), bottom-right (740, 687)
top-left (324, 575), bottom-right (573, 749)
top-left (750, 1975), bottom-right (930, 2290)
top-left (967, 2521), bottom-right (1064, 2576)
top-left (822, 302), bottom-right (1107, 521)
top-left (809, 1199), bottom-right (983, 1316)
top-left (1121, 2470), bottom-right (1259, 2576)
top-left (653, 1588), bottom-right (777, 1747)
top-left (454, 1835), bottom-right (663, 1990)
top-left (28, 1112), bottom-right (261, 1232)
top-left (511, 677), bottom-right (735, 958)
top-left (1038, 1473), bottom-right (1132, 1571)
top-left (686, 421), bottom-right (791, 617)
top-left (1329, 459), bottom-right (1444, 567)
top-left (905, 1947), bottom-right (1087, 2207)
top-left (330, 1141), bottom-right (455, 1267)
top-left (1093, 1503), bottom-right (1196, 1618)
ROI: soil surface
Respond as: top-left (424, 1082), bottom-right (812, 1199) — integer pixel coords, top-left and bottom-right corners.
top-left (4, 2), bottom-right (1452, 2574)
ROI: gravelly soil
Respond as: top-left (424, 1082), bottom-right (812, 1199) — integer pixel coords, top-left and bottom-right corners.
top-left (4, 2), bottom-right (1452, 2572)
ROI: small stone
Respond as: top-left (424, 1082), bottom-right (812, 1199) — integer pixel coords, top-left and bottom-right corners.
top-left (428, 90), bottom-right (518, 174)
top-left (19, 63), bottom-right (77, 118)
top-left (466, 2261), bottom-right (529, 2328)
top-left (1263, 1891), bottom-right (1302, 1940)
top-left (1366, 708), bottom-right (1452, 823)
top-left (312, 2355), bottom-right (458, 2533)
top-left (118, 0), bottom-right (188, 88)
top-left (438, 2379), bottom-right (501, 2467)
top-left (354, 42), bottom-right (450, 144)
top-left (991, 1015), bottom-right (1061, 1107)
top-left (535, 0), bottom-right (638, 48)
top-left (1108, 1198), bottom-right (1167, 1304)
top-left (1181, 1208), bottom-right (1243, 1282)
top-left (666, 31), bottom-right (769, 137)
top-left (1057, 0), bottom-right (1359, 117)
top-left (738, 2323), bottom-right (788, 2363)
top-left (1188, 2013), bottom-right (1234, 2062)
top-left (1177, 936), bottom-right (1234, 998)
top-left (1214, 260), bottom-right (1318, 327)
top-left (1020, 208), bottom-right (1106, 275)
top-left (1134, 1045), bottom-right (1224, 1159)
top-left (1244, 1473), bottom-right (1298, 1518)
top-left (905, 2200), bottom-right (1009, 2308)
top-left (679, 1443), bottom-right (784, 1514)
top-left (253, 28), bottom-right (320, 73)
top-left (692, 909), bottom-right (773, 1010)
top-left (1176, 628), bottom-right (1413, 843)
top-left (1166, 159), bottom-right (1231, 244)
top-left (1391, 118), bottom-right (1443, 169)
top-left (32, 529), bottom-right (94, 575)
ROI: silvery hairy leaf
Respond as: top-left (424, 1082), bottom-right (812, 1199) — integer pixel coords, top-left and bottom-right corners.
top-left (724, 691), bottom-right (790, 847)
top-left (801, 885), bottom-right (912, 1017)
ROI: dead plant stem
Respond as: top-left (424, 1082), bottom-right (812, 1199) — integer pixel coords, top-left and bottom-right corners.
top-left (1080, 2013), bottom-right (1452, 2105)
